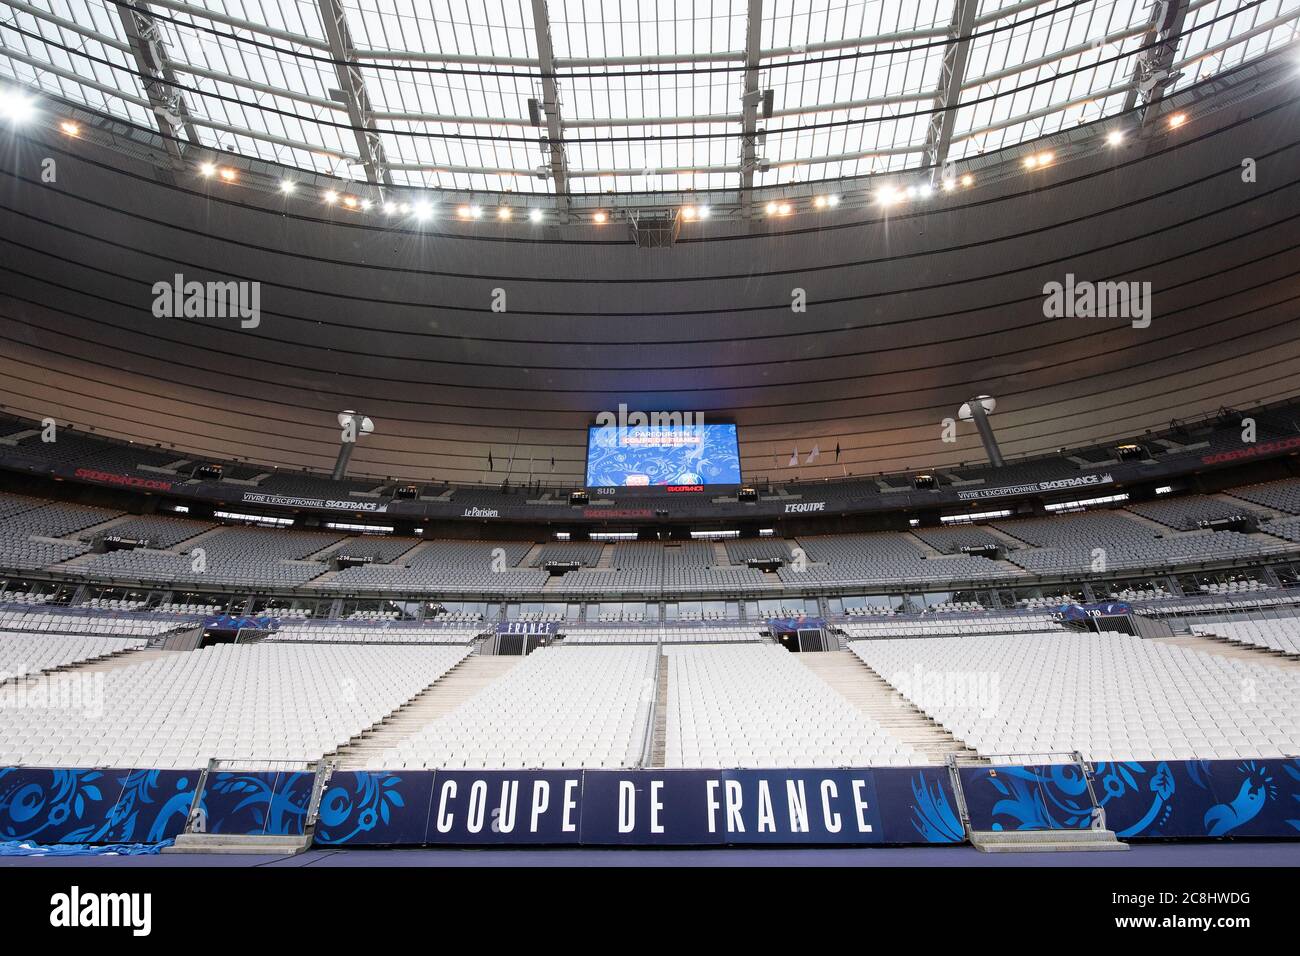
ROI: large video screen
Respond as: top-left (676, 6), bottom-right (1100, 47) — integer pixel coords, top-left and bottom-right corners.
top-left (586, 421), bottom-right (741, 488)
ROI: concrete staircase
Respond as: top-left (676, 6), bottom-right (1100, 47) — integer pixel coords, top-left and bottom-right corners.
top-left (711, 541), bottom-right (732, 566)
top-left (1215, 490), bottom-right (1286, 519)
top-left (330, 655), bottom-right (520, 769)
top-left (66, 647), bottom-right (180, 674)
top-left (70, 513), bottom-right (135, 540)
top-left (906, 533), bottom-right (948, 558)
top-left (1151, 634), bottom-right (1300, 671)
top-left (1, 647), bottom-right (182, 689)
top-left (1121, 508), bottom-right (1181, 533)
top-left (798, 651), bottom-right (977, 763)
top-left (166, 524), bottom-right (228, 553)
top-left (984, 524), bottom-right (1035, 550)
top-left (650, 652), bottom-right (669, 767)
top-left (520, 542), bottom-right (547, 567)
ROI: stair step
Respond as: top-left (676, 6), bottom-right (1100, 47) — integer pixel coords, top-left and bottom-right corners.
top-left (330, 655), bottom-right (519, 769)
top-left (797, 651), bottom-right (977, 762)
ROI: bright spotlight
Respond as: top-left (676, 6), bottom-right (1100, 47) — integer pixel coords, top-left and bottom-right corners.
top-left (360, 199), bottom-right (372, 211)
top-left (383, 202), bottom-right (397, 214)
top-left (960, 174), bottom-right (974, 187)
top-left (529, 208), bottom-right (544, 222)
top-left (323, 190), bottom-right (338, 204)
top-left (777, 202), bottom-right (791, 216)
top-left (279, 180), bottom-right (296, 194)
top-left (199, 162), bottom-right (217, 177)
top-left (0, 91), bottom-right (35, 124)
top-left (218, 167), bottom-right (237, 182)
top-left (1168, 112), bottom-right (1187, 129)
top-left (414, 201), bottom-right (432, 220)
top-left (825, 194), bottom-right (839, 207)
top-left (496, 206), bottom-right (512, 220)
top-left (813, 196), bottom-right (827, 209)
top-left (877, 187), bottom-right (899, 206)
top-left (918, 183), bottom-right (933, 198)
top-left (764, 201), bottom-right (778, 215)
top-left (343, 195), bottom-right (358, 208)
top-left (593, 210), bottom-right (608, 223)
top-left (1106, 129), bottom-right (1124, 146)
top-left (59, 120), bottom-right (80, 137)
top-left (697, 204), bottom-right (711, 218)
top-left (940, 178), bottom-right (956, 192)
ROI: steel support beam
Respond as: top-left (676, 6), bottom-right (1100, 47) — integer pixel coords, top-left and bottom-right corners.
top-left (922, 0), bottom-right (978, 181)
top-left (1124, 0), bottom-right (1191, 125)
top-left (316, 0), bottom-right (391, 191)
top-left (115, 1), bottom-right (200, 169)
top-left (738, 0), bottom-right (764, 215)
top-left (530, 0), bottom-right (570, 217)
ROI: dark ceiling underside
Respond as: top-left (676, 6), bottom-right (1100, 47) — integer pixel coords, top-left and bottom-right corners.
top-left (1, 76), bottom-right (1298, 486)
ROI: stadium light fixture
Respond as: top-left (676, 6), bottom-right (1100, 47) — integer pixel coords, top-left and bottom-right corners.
top-left (1168, 112), bottom-right (1187, 129)
top-left (1106, 129), bottom-right (1125, 146)
top-left (960, 174), bottom-right (974, 187)
top-left (218, 167), bottom-right (238, 183)
top-left (343, 195), bottom-right (358, 208)
top-left (593, 210), bottom-right (608, 223)
top-left (496, 206), bottom-right (512, 220)
top-left (529, 208), bottom-right (544, 222)
top-left (333, 411), bottom-right (374, 481)
top-left (59, 120), bottom-right (80, 137)
top-left (383, 201), bottom-right (397, 215)
top-left (199, 162), bottom-right (217, 177)
top-left (279, 180), bottom-right (296, 194)
top-left (414, 201), bottom-right (433, 220)
top-left (323, 190), bottom-right (339, 204)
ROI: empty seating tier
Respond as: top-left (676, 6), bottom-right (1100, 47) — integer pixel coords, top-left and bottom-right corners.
top-left (0, 644), bottom-right (469, 768)
top-left (381, 646), bottom-right (656, 770)
top-left (850, 632), bottom-right (1300, 763)
top-left (664, 645), bottom-right (919, 768)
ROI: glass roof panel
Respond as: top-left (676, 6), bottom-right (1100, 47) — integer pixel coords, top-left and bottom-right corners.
top-left (0, 0), bottom-right (1295, 195)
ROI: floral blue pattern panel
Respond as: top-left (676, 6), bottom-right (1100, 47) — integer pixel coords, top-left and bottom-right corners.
top-left (198, 770), bottom-right (314, 836)
top-left (314, 771), bottom-right (435, 845)
top-left (874, 767), bottom-right (964, 844)
top-left (0, 767), bottom-right (199, 844)
top-left (962, 759), bottom-right (1300, 838)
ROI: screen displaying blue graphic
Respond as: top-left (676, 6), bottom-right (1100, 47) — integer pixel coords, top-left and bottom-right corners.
top-left (586, 422), bottom-right (741, 488)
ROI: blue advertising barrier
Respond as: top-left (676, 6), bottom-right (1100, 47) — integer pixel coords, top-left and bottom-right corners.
top-left (0, 767), bottom-right (196, 844)
top-left (959, 759), bottom-right (1300, 839)
top-left (3, 759), bottom-right (1298, 846)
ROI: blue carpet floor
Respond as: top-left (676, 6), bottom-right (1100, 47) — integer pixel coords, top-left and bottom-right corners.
top-left (2, 841), bottom-right (1297, 867)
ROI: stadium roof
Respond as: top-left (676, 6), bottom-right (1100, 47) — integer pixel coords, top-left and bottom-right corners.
top-left (0, 0), bottom-right (1297, 208)
top-left (0, 3), bottom-right (1299, 487)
